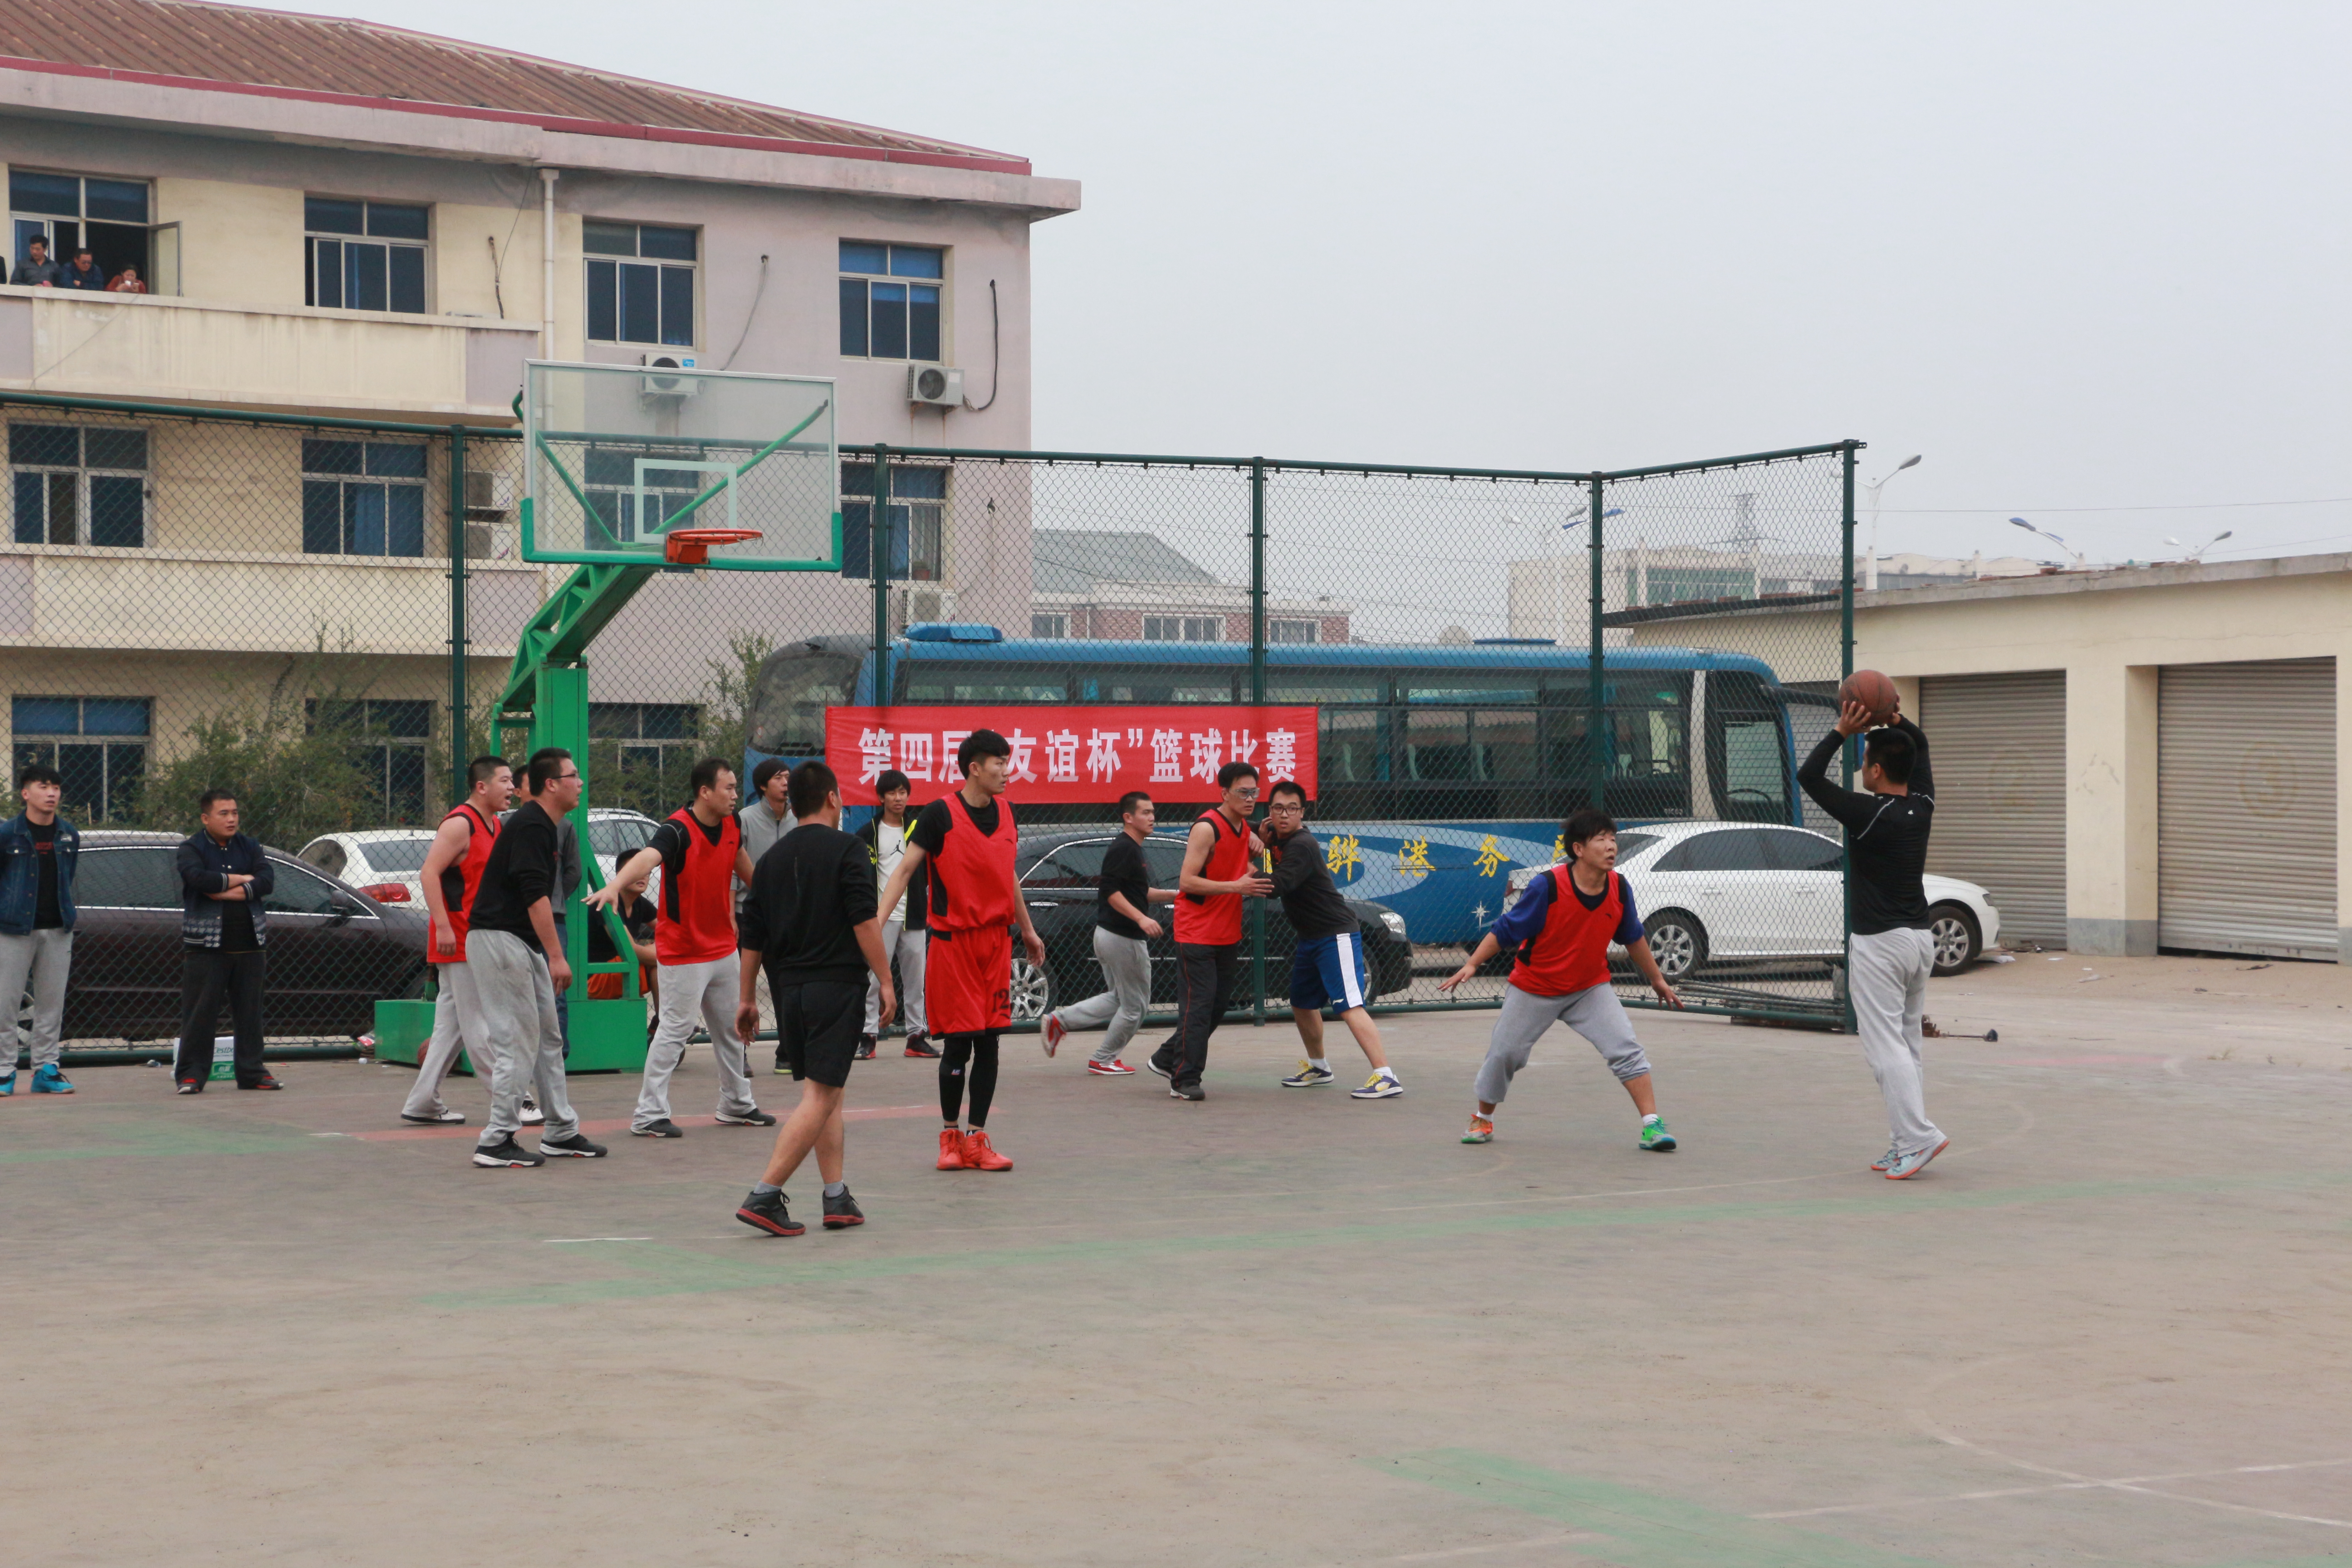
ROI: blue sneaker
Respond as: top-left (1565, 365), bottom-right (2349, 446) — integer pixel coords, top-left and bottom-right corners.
top-left (30, 1064), bottom-right (73, 1094)
top-left (1639, 1114), bottom-right (1677, 1152)
top-left (0, 1070), bottom-right (15, 1097)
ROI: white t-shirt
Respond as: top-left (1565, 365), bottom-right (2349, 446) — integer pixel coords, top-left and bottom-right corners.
top-left (875, 819), bottom-right (910, 924)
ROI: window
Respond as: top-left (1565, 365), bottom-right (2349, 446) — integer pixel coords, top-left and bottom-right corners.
top-left (840, 461), bottom-right (945, 581)
top-left (11, 170), bottom-right (151, 291)
top-left (838, 241), bottom-right (944, 360)
top-left (1030, 613), bottom-right (1070, 640)
top-left (588, 702), bottom-right (701, 818)
top-left (1268, 618), bottom-right (1319, 644)
top-left (12, 696), bottom-right (149, 821)
top-left (582, 444), bottom-right (708, 549)
top-left (1654, 829), bottom-right (1772, 874)
top-left (585, 222), bottom-right (697, 347)
top-left (73, 846), bottom-right (179, 908)
top-left (10, 423), bottom-right (147, 547)
top-left (307, 699), bottom-right (431, 823)
top-left (304, 197), bottom-right (428, 314)
top-left (1627, 566), bottom-right (1756, 608)
top-left (1762, 828), bottom-right (1843, 872)
top-left (1143, 616), bottom-right (1223, 642)
top-left (264, 859), bottom-right (348, 916)
top-left (302, 439), bottom-right (426, 557)
top-left (1021, 840), bottom-right (1110, 888)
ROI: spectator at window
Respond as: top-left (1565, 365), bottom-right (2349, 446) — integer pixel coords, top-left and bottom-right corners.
top-left (15, 238), bottom-right (63, 288)
top-left (172, 790), bottom-right (279, 1094)
top-left (61, 248), bottom-right (107, 291)
top-left (107, 265), bottom-right (148, 294)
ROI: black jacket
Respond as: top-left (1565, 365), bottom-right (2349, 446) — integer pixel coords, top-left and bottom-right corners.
top-left (176, 832), bottom-right (274, 949)
top-left (854, 816), bottom-right (928, 930)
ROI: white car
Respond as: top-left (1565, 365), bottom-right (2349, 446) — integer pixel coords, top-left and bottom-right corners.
top-left (1501, 822), bottom-right (2001, 979)
top-left (300, 808), bottom-right (666, 909)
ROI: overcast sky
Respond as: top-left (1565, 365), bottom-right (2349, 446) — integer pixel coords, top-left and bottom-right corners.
top-left (348, 0), bottom-right (2348, 568)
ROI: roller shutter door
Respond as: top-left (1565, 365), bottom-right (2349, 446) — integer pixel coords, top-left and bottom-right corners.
top-left (2158, 658), bottom-right (2337, 960)
top-left (1920, 671), bottom-right (2067, 945)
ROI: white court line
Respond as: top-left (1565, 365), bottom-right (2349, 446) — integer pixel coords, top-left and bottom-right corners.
top-left (1758, 1456), bottom-right (2352, 1519)
top-left (544, 1236), bottom-right (654, 1244)
top-left (1370, 1533), bottom-right (1602, 1562)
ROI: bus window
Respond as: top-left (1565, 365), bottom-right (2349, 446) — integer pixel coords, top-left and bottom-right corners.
top-left (1088, 668), bottom-right (1237, 704)
top-left (1475, 709), bottom-right (1539, 780)
top-left (747, 644), bottom-right (860, 755)
top-left (1705, 669), bottom-right (1793, 822)
top-left (1403, 709), bottom-right (1475, 781)
top-left (1319, 710), bottom-right (1385, 782)
top-left (1404, 673), bottom-right (1537, 704)
top-left (1266, 676), bottom-right (1384, 703)
top-left (901, 667), bottom-right (1070, 702)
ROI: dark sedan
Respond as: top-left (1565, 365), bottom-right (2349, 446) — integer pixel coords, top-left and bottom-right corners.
top-left (1006, 828), bottom-right (1413, 1022)
top-left (24, 831), bottom-right (430, 1044)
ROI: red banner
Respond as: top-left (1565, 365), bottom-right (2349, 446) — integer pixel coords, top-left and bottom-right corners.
top-left (825, 706), bottom-right (1318, 805)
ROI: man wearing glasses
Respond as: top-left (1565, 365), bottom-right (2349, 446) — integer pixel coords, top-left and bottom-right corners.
top-left (462, 748), bottom-right (606, 1167)
top-left (1147, 761), bottom-right (1273, 1101)
top-left (1261, 779), bottom-right (1402, 1099)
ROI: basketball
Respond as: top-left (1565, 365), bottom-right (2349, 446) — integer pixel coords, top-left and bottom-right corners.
top-left (1839, 668), bottom-right (1900, 723)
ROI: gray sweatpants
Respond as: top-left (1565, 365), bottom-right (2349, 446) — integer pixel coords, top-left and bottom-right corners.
top-left (401, 960), bottom-right (491, 1119)
top-left (1850, 926), bottom-right (1943, 1157)
top-left (467, 929), bottom-right (580, 1146)
top-left (633, 954), bottom-right (758, 1130)
top-left (864, 920), bottom-right (927, 1035)
top-left (1052, 927), bottom-right (1153, 1062)
top-left (0, 927), bottom-right (72, 1072)
top-left (1474, 981), bottom-right (1651, 1107)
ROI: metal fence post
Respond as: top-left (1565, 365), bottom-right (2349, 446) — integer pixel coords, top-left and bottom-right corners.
top-left (1588, 473), bottom-right (1608, 814)
top-left (871, 444), bottom-right (892, 706)
top-left (1250, 457), bottom-right (1268, 1024)
top-left (1839, 441), bottom-right (1860, 1033)
top-left (447, 423), bottom-right (467, 804)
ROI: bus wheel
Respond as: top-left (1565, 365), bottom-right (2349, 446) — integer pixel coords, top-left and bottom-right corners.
top-left (1643, 911), bottom-right (1707, 980)
top-left (1008, 955), bottom-right (1053, 1023)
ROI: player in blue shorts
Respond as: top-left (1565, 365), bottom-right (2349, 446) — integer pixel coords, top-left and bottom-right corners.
top-left (1260, 779), bottom-right (1401, 1099)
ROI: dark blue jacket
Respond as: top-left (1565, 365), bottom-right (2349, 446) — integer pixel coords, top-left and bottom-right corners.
top-left (177, 831), bottom-right (274, 949)
top-left (0, 813), bottom-right (78, 936)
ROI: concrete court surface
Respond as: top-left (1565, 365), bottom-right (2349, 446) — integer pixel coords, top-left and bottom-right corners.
top-left (4, 954), bottom-right (2350, 1568)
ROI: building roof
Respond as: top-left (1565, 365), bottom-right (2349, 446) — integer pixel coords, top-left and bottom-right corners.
top-left (1031, 530), bottom-right (1222, 596)
top-left (0, 0), bottom-right (1028, 174)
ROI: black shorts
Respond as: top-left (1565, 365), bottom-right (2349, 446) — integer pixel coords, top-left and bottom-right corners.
top-left (778, 979), bottom-right (864, 1088)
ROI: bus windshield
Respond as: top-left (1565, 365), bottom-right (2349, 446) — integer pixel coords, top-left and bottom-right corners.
top-left (747, 643), bottom-right (861, 756)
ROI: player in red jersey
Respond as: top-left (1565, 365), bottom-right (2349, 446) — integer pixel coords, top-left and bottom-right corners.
top-left (1147, 761), bottom-right (1274, 1101)
top-left (875, 730), bottom-right (1045, 1172)
top-left (401, 755), bottom-right (513, 1124)
top-left (1439, 807), bottom-right (1682, 1150)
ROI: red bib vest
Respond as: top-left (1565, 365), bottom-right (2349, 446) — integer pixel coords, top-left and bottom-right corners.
top-left (656, 807), bottom-right (740, 965)
top-left (929, 790), bottom-right (1018, 931)
top-left (431, 802), bottom-right (499, 965)
top-left (1173, 808), bottom-right (1250, 946)
top-left (1509, 866), bottom-right (1624, 997)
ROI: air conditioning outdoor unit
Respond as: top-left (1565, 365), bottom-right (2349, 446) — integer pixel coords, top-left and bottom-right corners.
top-left (462, 469), bottom-right (515, 514)
top-left (463, 522), bottom-right (519, 561)
top-left (907, 364), bottom-right (964, 407)
top-left (641, 352), bottom-right (700, 397)
top-left (892, 585), bottom-right (957, 632)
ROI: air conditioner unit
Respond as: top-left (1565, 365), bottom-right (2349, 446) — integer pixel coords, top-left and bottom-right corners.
top-left (891, 584), bottom-right (957, 633)
top-left (463, 521), bottom-right (519, 561)
top-left (907, 364), bottom-right (964, 407)
top-left (641, 352), bottom-right (700, 397)
top-left (461, 469), bottom-right (515, 514)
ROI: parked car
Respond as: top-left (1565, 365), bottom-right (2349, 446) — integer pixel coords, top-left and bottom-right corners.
top-left (1009, 828), bottom-right (1414, 1023)
top-left (297, 828), bottom-right (439, 905)
top-left (27, 831), bottom-right (430, 1043)
top-left (1501, 822), bottom-right (2000, 979)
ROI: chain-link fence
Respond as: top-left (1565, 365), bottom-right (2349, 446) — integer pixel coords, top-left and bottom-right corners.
top-left (4, 385), bottom-right (1853, 1058)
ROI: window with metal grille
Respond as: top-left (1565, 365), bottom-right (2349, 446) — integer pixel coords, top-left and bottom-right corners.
top-left (10, 169), bottom-right (152, 293)
top-left (838, 241), bottom-right (943, 361)
top-left (301, 439), bottom-right (427, 557)
top-left (9, 423), bottom-right (148, 548)
top-left (11, 696), bottom-right (150, 821)
top-left (307, 698), bottom-right (432, 822)
top-left (588, 702), bottom-right (702, 818)
top-left (839, 461), bottom-right (945, 581)
top-left (1030, 613), bottom-right (1070, 639)
top-left (1142, 616), bottom-right (1223, 642)
top-left (304, 197), bottom-right (428, 314)
top-left (585, 222), bottom-right (697, 347)
top-left (1268, 618), bottom-right (1319, 644)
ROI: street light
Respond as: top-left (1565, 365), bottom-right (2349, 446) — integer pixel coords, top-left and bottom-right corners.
top-left (1518, 507), bottom-right (1622, 644)
top-left (2009, 516), bottom-right (2084, 569)
top-left (1862, 454), bottom-right (1921, 592)
top-left (2164, 529), bottom-right (2234, 562)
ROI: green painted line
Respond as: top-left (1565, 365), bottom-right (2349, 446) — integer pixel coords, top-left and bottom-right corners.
top-left (1373, 1449), bottom-right (1943, 1568)
top-left (0, 1123), bottom-right (329, 1164)
top-left (421, 1168), bottom-right (2352, 1310)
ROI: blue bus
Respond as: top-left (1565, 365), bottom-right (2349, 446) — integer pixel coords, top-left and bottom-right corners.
top-left (745, 628), bottom-right (1805, 949)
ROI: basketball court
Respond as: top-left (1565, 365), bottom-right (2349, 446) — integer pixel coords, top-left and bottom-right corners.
top-left (6, 954), bottom-right (2348, 1567)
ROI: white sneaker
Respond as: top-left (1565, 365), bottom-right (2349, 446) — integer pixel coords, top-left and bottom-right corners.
top-left (1885, 1138), bottom-right (1950, 1181)
top-left (1350, 1069), bottom-right (1404, 1100)
top-left (400, 1106), bottom-right (466, 1125)
top-left (1042, 1014), bottom-right (1067, 1058)
top-left (1279, 1059), bottom-right (1335, 1088)
top-left (519, 1094), bottom-right (545, 1127)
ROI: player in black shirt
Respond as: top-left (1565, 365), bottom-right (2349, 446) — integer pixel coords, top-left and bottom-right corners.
top-left (733, 760), bottom-right (895, 1237)
top-left (1040, 791), bottom-right (1176, 1075)
top-left (1261, 780), bottom-right (1401, 1098)
top-left (1797, 702), bottom-right (1949, 1180)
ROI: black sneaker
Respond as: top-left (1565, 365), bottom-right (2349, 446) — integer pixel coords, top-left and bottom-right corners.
top-left (632, 1119), bottom-right (686, 1138)
top-left (823, 1188), bottom-right (866, 1229)
top-left (902, 1034), bottom-right (940, 1058)
top-left (1170, 1078), bottom-right (1205, 1102)
top-left (715, 1108), bottom-right (778, 1127)
top-left (539, 1132), bottom-right (608, 1158)
top-left (773, 1055), bottom-right (793, 1076)
top-left (473, 1136), bottom-right (544, 1167)
top-left (735, 1189), bottom-right (805, 1237)
top-left (1146, 1049), bottom-right (1177, 1081)
top-left (854, 1034), bottom-right (877, 1060)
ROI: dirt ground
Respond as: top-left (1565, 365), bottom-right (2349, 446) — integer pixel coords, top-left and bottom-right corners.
top-left (5, 951), bottom-right (2349, 1567)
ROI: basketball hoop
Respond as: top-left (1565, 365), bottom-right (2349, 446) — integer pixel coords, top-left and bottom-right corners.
top-left (663, 527), bottom-right (763, 566)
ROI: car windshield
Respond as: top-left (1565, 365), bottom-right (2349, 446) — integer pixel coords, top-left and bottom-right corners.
top-left (1612, 832), bottom-right (1659, 863)
top-left (357, 838), bottom-right (434, 874)
top-left (589, 818), bottom-right (656, 858)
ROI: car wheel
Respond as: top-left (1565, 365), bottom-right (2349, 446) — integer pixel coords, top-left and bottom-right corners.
top-left (1928, 903), bottom-right (1982, 976)
top-left (1643, 911), bottom-right (1707, 981)
top-left (1007, 953), bottom-right (1052, 1024)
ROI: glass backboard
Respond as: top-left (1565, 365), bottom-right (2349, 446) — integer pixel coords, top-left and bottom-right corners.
top-left (521, 360), bottom-right (840, 570)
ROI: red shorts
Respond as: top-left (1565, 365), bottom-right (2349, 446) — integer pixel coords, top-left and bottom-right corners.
top-left (926, 924), bottom-right (1011, 1036)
